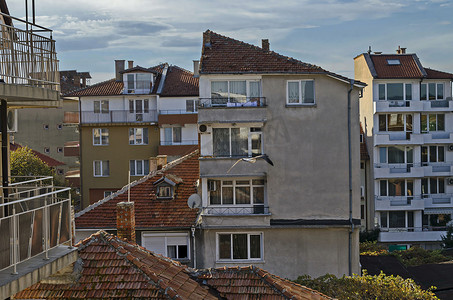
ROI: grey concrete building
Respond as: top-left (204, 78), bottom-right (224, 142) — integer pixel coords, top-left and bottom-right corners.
top-left (195, 31), bottom-right (365, 279)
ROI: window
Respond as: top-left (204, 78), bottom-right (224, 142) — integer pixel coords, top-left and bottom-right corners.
top-left (130, 160), bottom-right (150, 176)
top-left (157, 185), bottom-right (172, 198)
top-left (43, 124), bottom-right (49, 130)
top-left (126, 73), bottom-right (152, 93)
top-left (212, 127), bottom-right (262, 157)
top-left (422, 177), bottom-right (445, 195)
top-left (57, 147), bottom-right (63, 153)
top-left (287, 80), bottom-right (315, 104)
top-left (217, 233), bottom-right (262, 260)
top-left (380, 179), bottom-right (413, 197)
top-left (380, 211), bottom-right (413, 229)
top-left (379, 146), bottom-right (413, 164)
top-left (360, 134), bottom-right (364, 143)
top-left (163, 127), bottom-right (182, 145)
top-left (93, 160), bottom-right (109, 177)
top-left (44, 147), bottom-right (50, 153)
top-left (378, 83), bottom-right (412, 101)
top-left (209, 179), bottom-right (264, 206)
top-left (421, 83), bottom-right (444, 100)
top-left (142, 233), bottom-right (189, 260)
top-left (421, 146), bottom-right (445, 165)
top-left (387, 59), bottom-right (400, 65)
top-left (94, 100), bottom-right (109, 113)
top-left (129, 128), bottom-right (149, 145)
top-left (186, 99), bottom-right (199, 112)
top-left (378, 114), bottom-right (412, 132)
top-left (93, 128), bottom-right (109, 145)
top-left (104, 191), bottom-right (114, 198)
top-left (57, 124), bottom-right (63, 130)
top-left (57, 169), bottom-right (64, 175)
top-left (211, 80), bottom-right (261, 103)
top-left (421, 114), bottom-right (445, 133)
top-left (129, 99), bottom-right (149, 121)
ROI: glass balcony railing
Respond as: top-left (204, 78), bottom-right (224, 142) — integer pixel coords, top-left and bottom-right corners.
top-left (0, 176), bottom-right (72, 274)
top-left (199, 97), bottom-right (266, 108)
top-left (80, 110), bottom-right (158, 124)
top-left (202, 205), bottom-right (269, 215)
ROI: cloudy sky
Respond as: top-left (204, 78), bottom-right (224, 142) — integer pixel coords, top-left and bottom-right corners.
top-left (7, 0), bottom-right (453, 83)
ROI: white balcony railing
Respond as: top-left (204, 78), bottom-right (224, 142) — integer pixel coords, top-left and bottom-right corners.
top-left (0, 176), bottom-right (72, 274)
top-left (160, 140), bottom-right (198, 146)
top-left (375, 195), bottom-right (424, 211)
top-left (374, 163), bottom-right (424, 178)
top-left (80, 110), bottom-right (158, 124)
top-left (0, 12), bottom-right (58, 90)
top-left (202, 205), bottom-right (269, 215)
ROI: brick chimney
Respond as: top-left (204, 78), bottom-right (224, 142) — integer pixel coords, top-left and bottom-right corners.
top-left (193, 60), bottom-right (199, 77)
top-left (73, 74), bottom-right (80, 88)
top-left (116, 201), bottom-right (136, 243)
top-left (262, 39), bottom-right (269, 51)
top-left (156, 155), bottom-right (167, 170)
top-left (396, 46), bottom-right (406, 54)
top-left (115, 60), bottom-right (125, 82)
top-left (128, 60), bottom-right (134, 69)
top-left (149, 157), bottom-right (158, 172)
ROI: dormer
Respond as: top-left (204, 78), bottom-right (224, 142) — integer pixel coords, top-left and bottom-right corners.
top-left (121, 66), bottom-right (156, 94)
top-left (153, 174), bottom-right (183, 200)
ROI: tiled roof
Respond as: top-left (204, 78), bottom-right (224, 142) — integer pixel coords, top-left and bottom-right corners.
top-left (160, 66), bottom-right (199, 97)
top-left (369, 54), bottom-right (424, 79)
top-left (75, 150), bottom-right (199, 229)
top-left (10, 143), bottom-right (65, 167)
top-left (64, 78), bottom-right (124, 97)
top-left (15, 231), bottom-right (332, 299)
top-left (14, 231), bottom-right (216, 299)
top-left (425, 68), bottom-right (453, 79)
top-left (120, 65), bottom-right (158, 74)
top-left (196, 266), bottom-right (333, 300)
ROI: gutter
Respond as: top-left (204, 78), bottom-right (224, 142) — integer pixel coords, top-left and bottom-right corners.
top-left (347, 79), bottom-right (355, 276)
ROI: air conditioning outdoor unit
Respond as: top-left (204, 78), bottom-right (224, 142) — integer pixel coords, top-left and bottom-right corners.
top-left (448, 144), bottom-right (453, 151)
top-left (447, 178), bottom-right (453, 185)
top-left (207, 180), bottom-right (217, 191)
top-left (198, 124), bottom-right (212, 134)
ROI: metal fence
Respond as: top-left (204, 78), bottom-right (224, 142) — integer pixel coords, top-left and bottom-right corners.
top-left (0, 176), bottom-right (72, 274)
top-left (0, 12), bottom-right (58, 90)
top-left (199, 97), bottom-right (266, 108)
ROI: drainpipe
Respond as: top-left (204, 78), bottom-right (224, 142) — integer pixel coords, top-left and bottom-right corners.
top-left (347, 80), bottom-right (355, 276)
top-left (191, 227), bottom-right (196, 268)
top-left (1, 99), bottom-right (8, 216)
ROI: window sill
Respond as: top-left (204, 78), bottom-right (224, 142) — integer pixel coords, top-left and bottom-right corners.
top-left (285, 103), bottom-right (316, 108)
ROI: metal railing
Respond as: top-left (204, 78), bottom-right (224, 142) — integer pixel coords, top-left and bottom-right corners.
top-left (123, 80), bottom-right (153, 94)
top-left (160, 140), bottom-right (198, 146)
top-left (159, 110), bottom-right (197, 115)
top-left (0, 176), bottom-right (72, 274)
top-left (0, 12), bottom-right (58, 90)
top-left (202, 205), bottom-right (269, 215)
top-left (380, 226), bottom-right (447, 232)
top-left (80, 110), bottom-right (158, 124)
top-left (199, 97), bottom-right (266, 108)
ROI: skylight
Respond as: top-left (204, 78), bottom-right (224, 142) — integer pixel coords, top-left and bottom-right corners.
top-left (387, 59), bottom-right (400, 65)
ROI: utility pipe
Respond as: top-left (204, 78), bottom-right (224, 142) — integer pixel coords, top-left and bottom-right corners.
top-left (347, 80), bottom-right (355, 276)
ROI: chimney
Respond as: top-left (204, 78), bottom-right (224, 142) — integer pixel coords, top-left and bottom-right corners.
top-left (156, 155), bottom-right (167, 170)
top-left (128, 60), bottom-right (134, 69)
top-left (193, 60), bottom-right (199, 77)
top-left (149, 157), bottom-right (158, 172)
top-left (116, 201), bottom-right (136, 243)
top-left (73, 74), bottom-right (80, 88)
top-left (115, 60), bottom-right (125, 81)
top-left (396, 46), bottom-right (406, 54)
top-left (262, 39), bottom-right (269, 51)
top-left (82, 76), bottom-right (87, 88)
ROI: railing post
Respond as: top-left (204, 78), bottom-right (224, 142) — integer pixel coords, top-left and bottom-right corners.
top-left (68, 195), bottom-right (73, 249)
top-left (11, 205), bottom-right (18, 274)
top-left (43, 198), bottom-right (49, 260)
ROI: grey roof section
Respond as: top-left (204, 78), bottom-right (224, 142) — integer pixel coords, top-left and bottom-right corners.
top-left (412, 54), bottom-right (428, 77)
top-left (363, 53), bottom-right (377, 78)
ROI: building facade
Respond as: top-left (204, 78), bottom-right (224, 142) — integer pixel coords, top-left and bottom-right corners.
top-left (355, 48), bottom-right (453, 248)
top-left (196, 31), bottom-right (364, 279)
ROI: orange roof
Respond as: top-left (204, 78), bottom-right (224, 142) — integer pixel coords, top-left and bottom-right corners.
top-left (425, 68), bottom-right (453, 79)
top-left (160, 66), bottom-right (199, 97)
top-left (75, 150), bottom-right (199, 229)
top-left (14, 231), bottom-right (332, 299)
top-left (10, 143), bottom-right (65, 167)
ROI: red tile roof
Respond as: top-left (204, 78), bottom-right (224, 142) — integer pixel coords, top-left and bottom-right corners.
top-left (425, 68), bottom-right (453, 79)
top-left (65, 78), bottom-right (124, 97)
top-left (10, 143), bottom-right (65, 167)
top-left (14, 231), bottom-right (332, 299)
top-left (160, 66), bottom-right (199, 97)
top-left (75, 150), bottom-right (199, 229)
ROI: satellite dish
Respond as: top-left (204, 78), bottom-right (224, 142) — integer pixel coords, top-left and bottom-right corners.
top-left (187, 194), bottom-right (201, 208)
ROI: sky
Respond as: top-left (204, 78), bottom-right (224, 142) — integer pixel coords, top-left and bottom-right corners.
top-left (7, 0), bottom-right (453, 84)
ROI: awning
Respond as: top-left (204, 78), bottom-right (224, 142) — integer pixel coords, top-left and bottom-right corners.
top-left (424, 208), bottom-right (453, 215)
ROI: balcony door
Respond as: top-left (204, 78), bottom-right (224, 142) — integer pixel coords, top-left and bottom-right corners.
top-left (129, 99), bottom-right (149, 121)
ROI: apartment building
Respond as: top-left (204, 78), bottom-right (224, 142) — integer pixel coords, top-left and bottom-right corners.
top-left (355, 47), bottom-right (453, 248)
top-left (66, 61), bottom-right (198, 209)
top-left (196, 31), bottom-right (365, 279)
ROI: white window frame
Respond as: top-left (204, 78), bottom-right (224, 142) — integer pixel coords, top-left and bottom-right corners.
top-left (422, 177), bottom-right (446, 195)
top-left (93, 160), bottom-right (109, 177)
top-left (210, 80), bottom-right (261, 100)
top-left (104, 191), bottom-right (114, 198)
top-left (157, 185), bottom-right (173, 198)
top-left (380, 211), bottom-right (414, 229)
top-left (186, 99), bottom-right (199, 113)
top-left (379, 179), bottom-right (413, 197)
top-left (421, 145), bottom-right (445, 165)
top-left (93, 128), bottom-right (109, 146)
top-left (208, 178), bottom-right (265, 206)
top-left (129, 159), bottom-right (150, 176)
top-left (420, 114), bottom-right (445, 133)
top-left (94, 100), bottom-right (109, 114)
top-left (216, 232), bottom-right (263, 262)
top-left (126, 73), bottom-right (152, 94)
top-left (142, 232), bottom-right (190, 260)
top-left (378, 146), bottom-right (413, 165)
top-left (163, 127), bottom-right (182, 145)
top-left (212, 127), bottom-right (262, 157)
top-left (378, 83), bottom-right (412, 101)
top-left (286, 80), bottom-right (315, 105)
top-left (129, 128), bottom-right (149, 145)
top-left (421, 83), bottom-right (444, 100)
top-left (378, 113), bottom-right (412, 132)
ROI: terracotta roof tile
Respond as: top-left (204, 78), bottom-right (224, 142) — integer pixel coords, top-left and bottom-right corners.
top-left (10, 143), bottom-right (65, 167)
top-left (160, 66), bottom-right (199, 97)
top-left (75, 150), bottom-right (199, 229)
top-left (369, 54), bottom-right (424, 79)
top-left (425, 68), bottom-right (453, 79)
top-left (64, 78), bottom-right (124, 97)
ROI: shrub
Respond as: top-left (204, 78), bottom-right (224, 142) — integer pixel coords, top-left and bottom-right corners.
top-left (360, 241), bottom-right (389, 256)
top-left (360, 228), bottom-right (380, 243)
top-left (392, 247), bottom-right (453, 267)
top-left (294, 271), bottom-right (438, 300)
top-left (441, 221), bottom-right (453, 249)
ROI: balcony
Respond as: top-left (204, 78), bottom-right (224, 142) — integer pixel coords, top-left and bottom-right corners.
top-left (0, 176), bottom-right (77, 299)
top-left (80, 110), bottom-right (157, 124)
top-left (375, 195), bottom-right (424, 211)
top-left (374, 163), bottom-right (424, 178)
top-left (379, 227), bottom-right (446, 243)
top-left (374, 132), bottom-right (423, 145)
top-left (202, 205), bottom-right (270, 216)
top-left (0, 12), bottom-right (59, 105)
top-left (422, 99), bottom-right (453, 111)
top-left (421, 162), bottom-right (453, 177)
top-left (424, 194), bottom-right (453, 208)
top-left (198, 98), bottom-right (267, 125)
top-left (158, 140), bottom-right (198, 156)
top-left (374, 100), bottom-right (423, 113)
top-left (158, 110), bottom-right (197, 125)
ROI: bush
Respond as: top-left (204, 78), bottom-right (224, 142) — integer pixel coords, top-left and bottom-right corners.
top-left (360, 228), bottom-right (380, 243)
top-left (441, 221), bottom-right (453, 249)
top-left (392, 247), bottom-right (453, 267)
top-left (360, 241), bottom-right (389, 256)
top-left (294, 271), bottom-right (438, 300)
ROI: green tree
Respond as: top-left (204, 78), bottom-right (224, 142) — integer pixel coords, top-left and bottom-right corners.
top-left (441, 221), bottom-right (453, 249)
top-left (10, 146), bottom-right (53, 182)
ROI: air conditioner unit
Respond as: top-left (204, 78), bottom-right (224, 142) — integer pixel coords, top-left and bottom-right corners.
top-left (207, 180), bottom-right (217, 191)
top-left (447, 178), bottom-right (453, 185)
top-left (448, 144), bottom-right (453, 151)
top-left (198, 124), bottom-right (212, 134)
top-left (7, 109), bottom-right (17, 133)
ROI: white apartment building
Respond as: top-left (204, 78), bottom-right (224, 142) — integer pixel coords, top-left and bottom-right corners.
top-left (355, 48), bottom-right (453, 248)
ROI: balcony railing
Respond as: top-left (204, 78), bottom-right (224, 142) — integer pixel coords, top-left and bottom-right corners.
top-left (80, 110), bottom-right (158, 124)
top-left (0, 12), bottom-right (58, 90)
top-left (380, 226), bottom-right (447, 232)
top-left (159, 110), bottom-right (197, 115)
top-left (0, 176), bottom-right (72, 274)
top-left (202, 205), bottom-right (269, 215)
top-left (199, 97), bottom-right (266, 108)
top-left (160, 140), bottom-right (198, 146)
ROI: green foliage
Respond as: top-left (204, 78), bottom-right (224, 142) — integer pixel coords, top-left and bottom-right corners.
top-left (360, 228), bottom-right (380, 243)
top-left (392, 247), bottom-right (453, 267)
top-left (441, 221), bottom-right (453, 249)
top-left (294, 271), bottom-right (439, 300)
top-left (360, 241), bottom-right (389, 256)
top-left (10, 147), bottom-right (53, 181)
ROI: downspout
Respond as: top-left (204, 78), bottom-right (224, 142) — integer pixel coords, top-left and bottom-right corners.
top-left (347, 80), bottom-right (355, 276)
top-left (191, 226), bottom-right (196, 268)
top-left (1, 100), bottom-right (8, 216)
